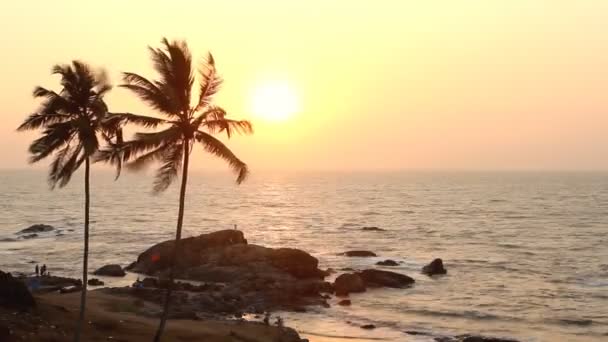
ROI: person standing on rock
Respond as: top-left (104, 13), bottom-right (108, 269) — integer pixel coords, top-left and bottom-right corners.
top-left (35, 264), bottom-right (39, 277)
top-left (40, 264), bottom-right (47, 277)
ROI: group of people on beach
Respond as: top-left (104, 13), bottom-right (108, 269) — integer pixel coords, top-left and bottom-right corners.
top-left (34, 264), bottom-right (48, 277)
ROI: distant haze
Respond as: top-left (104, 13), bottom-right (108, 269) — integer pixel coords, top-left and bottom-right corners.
top-left (1, 1), bottom-right (607, 171)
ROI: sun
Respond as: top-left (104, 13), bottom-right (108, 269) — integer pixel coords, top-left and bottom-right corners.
top-left (251, 81), bottom-right (300, 122)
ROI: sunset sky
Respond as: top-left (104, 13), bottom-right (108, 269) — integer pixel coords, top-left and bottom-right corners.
top-left (1, 0), bottom-right (607, 171)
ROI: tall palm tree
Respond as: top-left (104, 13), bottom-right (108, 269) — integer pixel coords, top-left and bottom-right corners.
top-left (17, 61), bottom-right (119, 342)
top-left (98, 38), bottom-right (252, 341)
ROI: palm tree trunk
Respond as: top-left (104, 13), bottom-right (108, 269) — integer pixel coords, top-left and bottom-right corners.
top-left (154, 141), bottom-right (190, 342)
top-left (74, 157), bottom-right (90, 342)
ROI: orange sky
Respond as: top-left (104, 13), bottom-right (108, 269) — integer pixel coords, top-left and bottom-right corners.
top-left (1, 0), bottom-right (607, 171)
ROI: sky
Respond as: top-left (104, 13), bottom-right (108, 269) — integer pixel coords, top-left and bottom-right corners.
top-left (1, 0), bottom-right (607, 172)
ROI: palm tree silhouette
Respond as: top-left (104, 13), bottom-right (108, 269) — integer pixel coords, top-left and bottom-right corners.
top-left (17, 61), bottom-right (120, 342)
top-left (99, 38), bottom-right (252, 341)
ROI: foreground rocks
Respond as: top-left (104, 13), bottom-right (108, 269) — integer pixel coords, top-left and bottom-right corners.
top-left (0, 270), bottom-right (35, 309)
top-left (422, 258), bottom-right (447, 276)
top-left (125, 230), bottom-right (330, 314)
top-left (94, 264), bottom-right (126, 277)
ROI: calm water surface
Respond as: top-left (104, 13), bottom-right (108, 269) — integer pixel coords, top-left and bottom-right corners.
top-left (1, 170), bottom-right (607, 341)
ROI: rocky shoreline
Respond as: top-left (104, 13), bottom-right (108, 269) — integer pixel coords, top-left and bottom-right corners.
top-left (1, 227), bottom-right (521, 342)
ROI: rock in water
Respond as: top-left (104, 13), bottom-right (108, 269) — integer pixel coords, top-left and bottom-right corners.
top-left (87, 278), bottom-right (104, 286)
top-left (127, 230), bottom-right (247, 274)
top-left (93, 264), bottom-right (126, 277)
top-left (0, 270), bottom-right (35, 309)
top-left (422, 258), bottom-right (447, 276)
top-left (343, 250), bottom-right (377, 257)
top-left (338, 299), bottom-right (352, 306)
top-left (361, 324), bottom-right (376, 330)
top-left (376, 259), bottom-right (399, 266)
top-left (357, 269), bottom-right (415, 288)
top-left (17, 224), bottom-right (54, 234)
top-left (333, 273), bottom-right (366, 296)
top-left (362, 226), bottom-right (385, 231)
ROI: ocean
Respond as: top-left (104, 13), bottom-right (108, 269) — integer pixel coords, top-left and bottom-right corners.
top-left (1, 170), bottom-right (607, 341)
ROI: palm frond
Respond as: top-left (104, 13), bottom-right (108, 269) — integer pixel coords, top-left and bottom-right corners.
top-left (153, 142), bottom-right (184, 193)
top-left (127, 143), bottom-right (173, 172)
top-left (121, 72), bottom-right (178, 115)
top-left (104, 112), bottom-right (167, 130)
top-left (194, 131), bottom-right (248, 184)
top-left (147, 39), bottom-right (193, 114)
top-left (195, 53), bottom-right (222, 111)
top-left (193, 107), bottom-right (253, 138)
top-left (29, 121), bottom-right (77, 163)
top-left (17, 113), bottom-right (71, 132)
top-left (128, 126), bottom-right (182, 156)
top-left (49, 144), bottom-right (85, 189)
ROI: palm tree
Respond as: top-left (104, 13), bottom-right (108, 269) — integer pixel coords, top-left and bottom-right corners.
top-left (17, 61), bottom-right (119, 342)
top-left (98, 38), bottom-right (252, 341)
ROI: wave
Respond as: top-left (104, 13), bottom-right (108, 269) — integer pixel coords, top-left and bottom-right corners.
top-left (401, 308), bottom-right (504, 321)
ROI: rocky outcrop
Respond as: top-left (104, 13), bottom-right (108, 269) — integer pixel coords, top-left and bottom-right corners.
top-left (376, 259), bottom-right (399, 266)
top-left (422, 258), bottom-right (447, 276)
top-left (333, 273), bottom-right (366, 296)
top-left (342, 250), bottom-right (377, 257)
top-left (93, 264), bottom-right (126, 277)
top-left (0, 270), bottom-right (35, 309)
top-left (125, 230), bottom-right (330, 313)
top-left (17, 224), bottom-right (54, 235)
top-left (358, 269), bottom-right (415, 288)
top-left (127, 230), bottom-right (247, 274)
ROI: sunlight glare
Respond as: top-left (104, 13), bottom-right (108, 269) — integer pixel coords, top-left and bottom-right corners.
top-left (251, 81), bottom-right (300, 122)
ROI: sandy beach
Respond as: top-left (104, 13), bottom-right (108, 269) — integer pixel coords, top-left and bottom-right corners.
top-left (1, 289), bottom-right (303, 342)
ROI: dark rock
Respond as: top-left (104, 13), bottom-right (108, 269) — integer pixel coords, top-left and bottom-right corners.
top-left (376, 259), bottom-right (399, 266)
top-left (127, 230), bottom-right (247, 274)
top-left (0, 270), bottom-right (36, 309)
top-left (422, 258), bottom-right (447, 276)
top-left (362, 226), bottom-right (385, 231)
top-left (0, 324), bottom-right (8, 340)
top-left (338, 299), bottom-right (351, 306)
top-left (333, 273), bottom-right (366, 296)
top-left (269, 248), bottom-right (325, 279)
top-left (87, 278), bottom-right (104, 286)
top-left (140, 277), bottom-right (158, 288)
top-left (93, 264), bottom-right (126, 277)
top-left (357, 269), bottom-right (415, 288)
top-left (361, 324), bottom-right (376, 330)
top-left (343, 250), bottom-right (377, 257)
top-left (17, 224), bottom-right (54, 234)
top-left (21, 233), bottom-right (38, 239)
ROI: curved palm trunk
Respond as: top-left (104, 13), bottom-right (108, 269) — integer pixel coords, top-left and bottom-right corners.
top-left (74, 157), bottom-right (90, 342)
top-left (154, 141), bottom-right (190, 342)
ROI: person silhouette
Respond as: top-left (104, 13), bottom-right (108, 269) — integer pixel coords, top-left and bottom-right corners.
top-left (35, 264), bottom-right (39, 277)
top-left (41, 264), bottom-right (47, 276)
